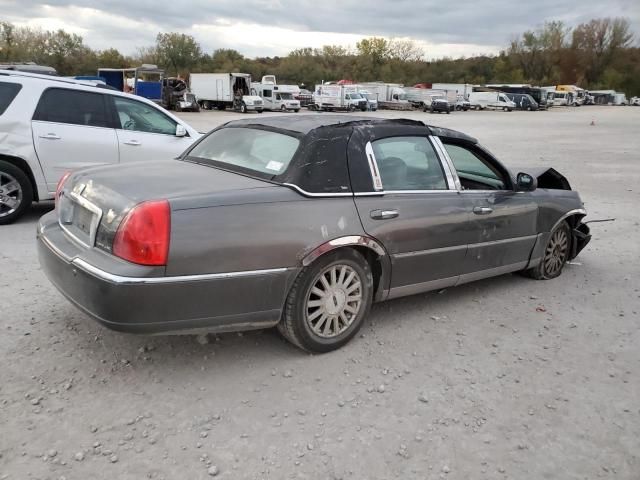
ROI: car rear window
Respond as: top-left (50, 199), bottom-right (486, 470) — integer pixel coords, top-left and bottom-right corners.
top-left (186, 127), bottom-right (300, 178)
top-left (0, 82), bottom-right (22, 115)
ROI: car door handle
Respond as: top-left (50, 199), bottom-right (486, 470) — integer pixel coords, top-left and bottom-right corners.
top-left (124, 140), bottom-right (141, 146)
top-left (370, 209), bottom-right (399, 220)
top-left (473, 206), bottom-right (493, 215)
top-left (39, 133), bottom-right (61, 140)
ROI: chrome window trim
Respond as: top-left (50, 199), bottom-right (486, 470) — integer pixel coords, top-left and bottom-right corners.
top-left (72, 258), bottom-right (294, 285)
top-left (428, 135), bottom-right (459, 190)
top-left (364, 141), bottom-right (383, 191)
top-left (430, 136), bottom-right (462, 191)
top-left (282, 183), bottom-right (353, 198)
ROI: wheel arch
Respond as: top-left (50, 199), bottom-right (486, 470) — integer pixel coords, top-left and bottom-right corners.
top-left (301, 235), bottom-right (391, 302)
top-left (0, 154), bottom-right (39, 201)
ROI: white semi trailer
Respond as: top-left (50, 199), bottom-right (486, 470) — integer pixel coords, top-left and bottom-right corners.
top-left (190, 73), bottom-right (263, 112)
top-left (432, 83), bottom-right (475, 100)
top-left (356, 82), bottom-right (411, 109)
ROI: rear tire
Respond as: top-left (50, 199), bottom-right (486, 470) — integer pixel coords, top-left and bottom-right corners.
top-left (0, 160), bottom-right (33, 225)
top-left (523, 221), bottom-right (571, 280)
top-left (277, 249), bottom-right (373, 353)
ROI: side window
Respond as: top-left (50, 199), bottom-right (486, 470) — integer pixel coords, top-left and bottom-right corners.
top-left (443, 143), bottom-right (508, 190)
top-left (371, 137), bottom-right (448, 191)
top-left (113, 97), bottom-right (177, 135)
top-left (0, 82), bottom-right (22, 115)
top-left (263, 90), bottom-right (272, 98)
top-left (33, 88), bottom-right (109, 127)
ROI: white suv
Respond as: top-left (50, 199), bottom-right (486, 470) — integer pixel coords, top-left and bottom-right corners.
top-left (0, 70), bottom-right (200, 224)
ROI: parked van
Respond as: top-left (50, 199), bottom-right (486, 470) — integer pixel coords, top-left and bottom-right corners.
top-left (250, 76), bottom-right (301, 112)
top-left (505, 93), bottom-right (539, 110)
top-left (468, 92), bottom-right (515, 111)
top-left (553, 91), bottom-right (573, 106)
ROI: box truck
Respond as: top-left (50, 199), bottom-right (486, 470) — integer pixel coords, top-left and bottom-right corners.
top-left (190, 73), bottom-right (263, 113)
top-left (432, 83), bottom-right (474, 100)
top-left (468, 92), bottom-right (516, 111)
top-left (310, 84), bottom-right (368, 111)
top-left (250, 75), bottom-right (301, 112)
top-left (355, 82), bottom-right (411, 109)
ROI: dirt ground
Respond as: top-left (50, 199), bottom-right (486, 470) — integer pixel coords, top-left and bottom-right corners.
top-left (1, 106), bottom-right (639, 480)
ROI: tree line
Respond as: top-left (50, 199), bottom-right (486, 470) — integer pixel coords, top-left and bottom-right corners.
top-left (0, 17), bottom-right (637, 95)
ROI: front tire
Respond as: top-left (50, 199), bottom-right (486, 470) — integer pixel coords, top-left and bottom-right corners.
top-left (523, 221), bottom-right (571, 280)
top-left (240, 103), bottom-right (247, 113)
top-left (277, 249), bottom-right (373, 353)
top-left (0, 160), bottom-right (33, 225)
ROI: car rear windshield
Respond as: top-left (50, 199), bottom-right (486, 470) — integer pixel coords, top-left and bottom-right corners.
top-left (0, 82), bottom-right (22, 115)
top-left (186, 127), bottom-right (300, 178)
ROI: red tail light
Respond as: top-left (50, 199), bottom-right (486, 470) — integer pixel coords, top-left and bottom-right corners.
top-left (113, 200), bottom-right (171, 266)
top-left (55, 172), bottom-right (72, 209)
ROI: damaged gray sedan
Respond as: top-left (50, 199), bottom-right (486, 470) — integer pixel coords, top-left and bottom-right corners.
top-left (38, 116), bottom-right (591, 352)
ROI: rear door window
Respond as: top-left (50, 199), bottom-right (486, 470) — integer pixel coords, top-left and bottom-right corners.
top-left (0, 82), bottom-right (22, 115)
top-left (371, 136), bottom-right (448, 191)
top-left (33, 88), bottom-right (110, 127)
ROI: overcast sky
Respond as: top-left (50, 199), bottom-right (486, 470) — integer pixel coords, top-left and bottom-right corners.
top-left (1, 0), bottom-right (638, 58)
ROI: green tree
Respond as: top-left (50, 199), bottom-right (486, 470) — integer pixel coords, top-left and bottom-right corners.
top-left (155, 32), bottom-right (202, 75)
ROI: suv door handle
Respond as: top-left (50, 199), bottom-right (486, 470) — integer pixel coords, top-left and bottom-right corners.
top-left (473, 206), bottom-right (493, 215)
top-left (370, 209), bottom-right (399, 220)
top-left (124, 140), bottom-right (141, 146)
top-left (39, 133), bottom-right (61, 140)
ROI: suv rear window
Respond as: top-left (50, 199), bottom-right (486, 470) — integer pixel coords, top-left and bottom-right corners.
top-left (33, 88), bottom-right (110, 128)
top-left (0, 82), bottom-right (22, 115)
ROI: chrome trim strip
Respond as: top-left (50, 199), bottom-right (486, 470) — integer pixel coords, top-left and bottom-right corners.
top-left (430, 136), bottom-right (462, 191)
top-left (467, 234), bottom-right (538, 249)
top-left (457, 261), bottom-right (528, 286)
top-left (39, 231), bottom-right (72, 262)
top-left (302, 235), bottom-right (387, 266)
top-left (282, 183), bottom-right (353, 198)
top-left (387, 275), bottom-right (458, 300)
top-left (365, 141), bottom-right (383, 191)
top-left (550, 208), bottom-right (587, 233)
top-left (353, 189), bottom-right (457, 196)
top-left (394, 244), bottom-right (466, 259)
top-left (429, 135), bottom-right (459, 190)
top-left (71, 258), bottom-right (293, 285)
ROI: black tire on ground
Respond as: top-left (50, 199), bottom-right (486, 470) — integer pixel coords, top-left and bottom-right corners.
top-left (281, 105), bottom-right (287, 112)
top-left (202, 101), bottom-right (211, 110)
top-left (523, 221), bottom-right (572, 280)
top-left (0, 160), bottom-right (33, 225)
top-left (240, 103), bottom-right (247, 113)
top-left (277, 249), bottom-right (373, 353)
top-left (294, 109), bottom-right (300, 113)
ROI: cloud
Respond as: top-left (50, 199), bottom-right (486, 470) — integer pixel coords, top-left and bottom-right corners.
top-left (1, 0), bottom-right (638, 57)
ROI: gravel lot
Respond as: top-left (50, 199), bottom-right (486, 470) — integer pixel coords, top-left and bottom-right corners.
top-left (1, 106), bottom-right (639, 480)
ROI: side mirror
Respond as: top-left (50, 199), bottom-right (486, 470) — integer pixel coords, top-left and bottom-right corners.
top-left (516, 172), bottom-right (537, 192)
top-left (175, 124), bottom-right (187, 137)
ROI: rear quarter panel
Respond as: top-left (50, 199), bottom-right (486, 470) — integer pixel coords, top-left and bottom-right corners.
top-left (166, 193), bottom-right (365, 276)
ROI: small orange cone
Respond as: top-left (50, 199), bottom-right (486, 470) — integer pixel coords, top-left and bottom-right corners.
top-left (590, 119), bottom-right (595, 126)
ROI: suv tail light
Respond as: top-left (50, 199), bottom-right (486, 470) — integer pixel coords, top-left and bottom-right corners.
top-left (113, 200), bottom-right (170, 266)
top-left (55, 172), bottom-right (72, 210)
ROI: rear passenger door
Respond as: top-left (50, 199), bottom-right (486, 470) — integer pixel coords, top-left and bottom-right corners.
top-left (31, 88), bottom-right (119, 193)
top-left (348, 127), bottom-right (474, 299)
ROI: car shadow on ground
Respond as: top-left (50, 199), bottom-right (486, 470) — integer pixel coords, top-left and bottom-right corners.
top-left (16, 202), bottom-right (54, 224)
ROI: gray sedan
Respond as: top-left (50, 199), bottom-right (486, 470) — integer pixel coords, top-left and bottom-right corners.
top-left (38, 116), bottom-right (591, 352)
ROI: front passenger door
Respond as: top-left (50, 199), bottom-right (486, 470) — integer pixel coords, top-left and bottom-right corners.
top-left (442, 141), bottom-right (538, 277)
top-left (110, 96), bottom-right (190, 163)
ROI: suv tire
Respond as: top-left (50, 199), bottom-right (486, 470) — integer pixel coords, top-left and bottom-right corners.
top-left (0, 160), bottom-right (33, 225)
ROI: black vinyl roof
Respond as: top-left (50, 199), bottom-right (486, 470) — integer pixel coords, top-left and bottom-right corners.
top-left (224, 114), bottom-right (477, 143)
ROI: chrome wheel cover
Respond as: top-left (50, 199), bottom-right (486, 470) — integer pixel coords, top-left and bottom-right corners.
top-left (0, 172), bottom-right (22, 218)
top-left (305, 264), bottom-right (363, 338)
top-left (544, 227), bottom-right (569, 276)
